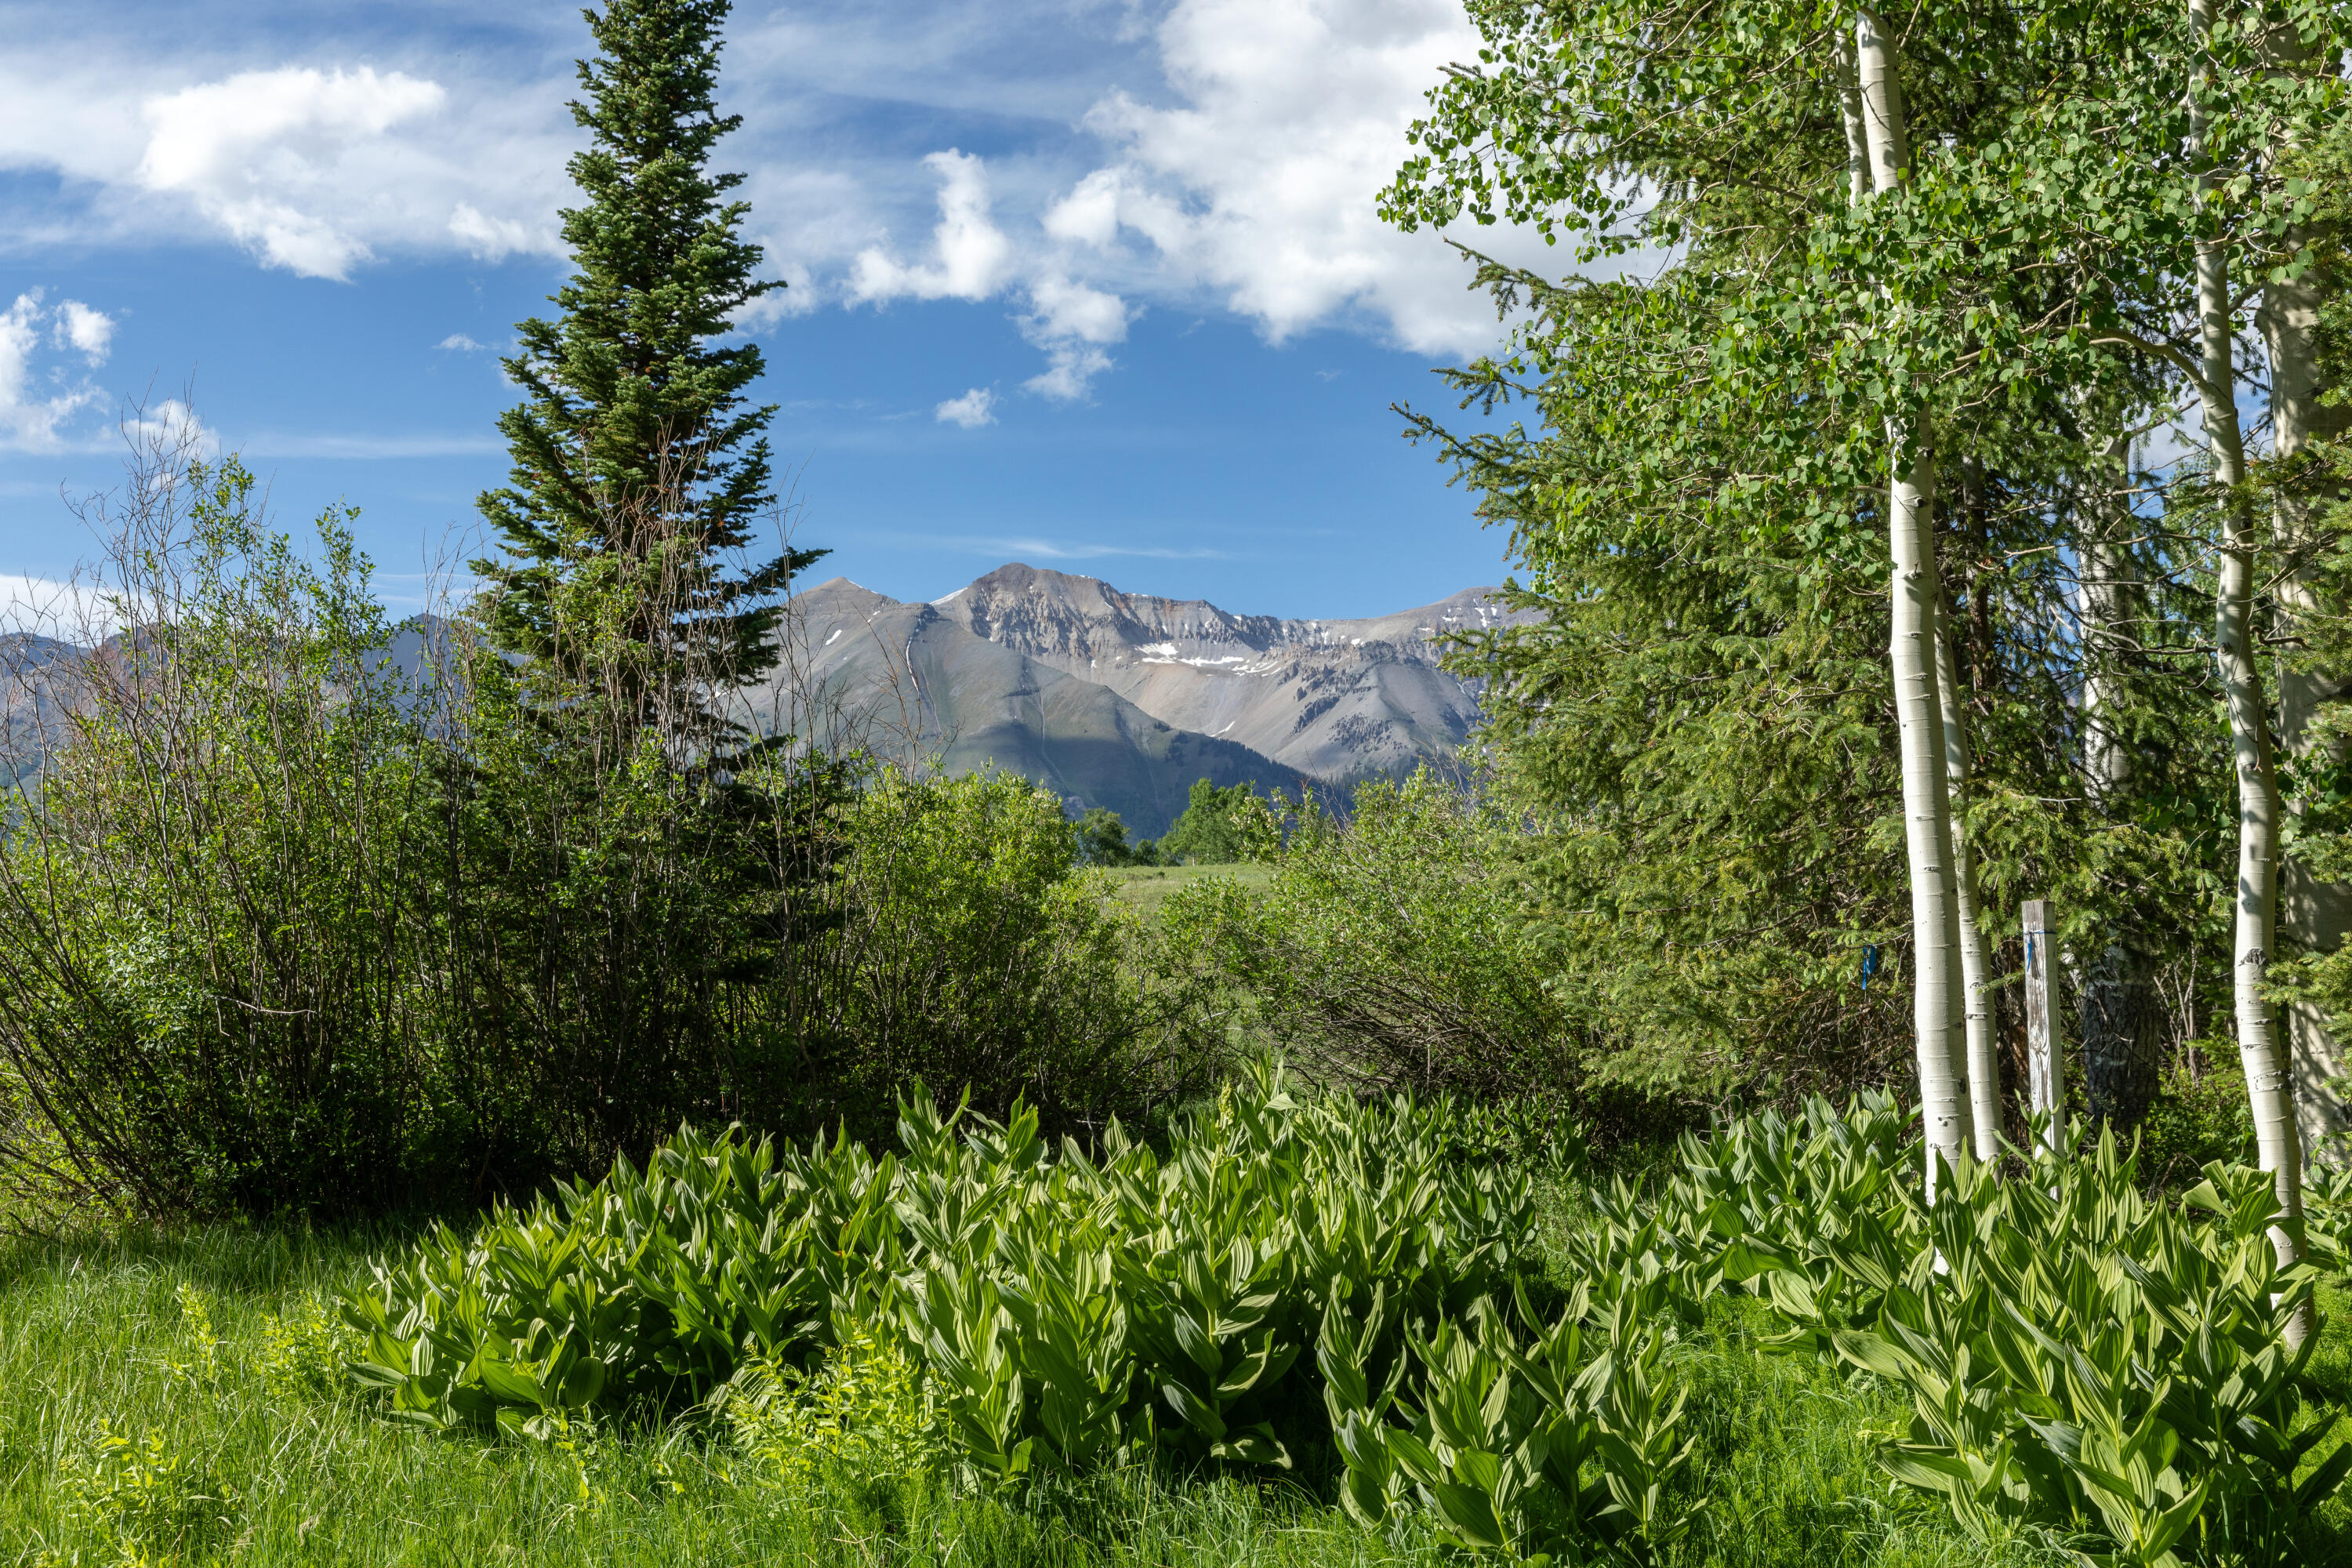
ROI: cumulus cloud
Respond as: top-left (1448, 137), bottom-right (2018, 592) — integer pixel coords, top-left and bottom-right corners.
top-left (0, 573), bottom-right (121, 641)
top-left (0, 291), bottom-right (103, 451)
top-left (54, 300), bottom-right (114, 364)
top-left (1042, 169), bottom-right (1123, 248)
top-left (852, 150), bottom-right (1014, 303)
top-left (123, 397), bottom-right (216, 459)
top-left (448, 201), bottom-right (539, 263)
top-left (437, 332), bottom-right (485, 351)
top-left (136, 66), bottom-right (448, 278)
top-left (1020, 272), bottom-right (1127, 401)
top-left (935, 387), bottom-right (997, 427)
top-left (0, 2), bottom-right (1547, 411)
top-left (1062, 0), bottom-right (1536, 355)
top-left (0, 45), bottom-right (570, 279)
top-left (829, 0), bottom-right (1541, 399)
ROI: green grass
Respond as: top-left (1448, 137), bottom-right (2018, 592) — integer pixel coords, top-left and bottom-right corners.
top-left (1102, 862), bottom-right (1274, 922)
top-left (0, 1210), bottom-right (2343, 1565)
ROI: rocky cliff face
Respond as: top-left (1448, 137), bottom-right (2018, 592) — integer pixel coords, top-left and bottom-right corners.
top-left (926, 564), bottom-right (1515, 785)
top-left (739, 578), bottom-right (1310, 837)
top-left (742, 565), bottom-right (1520, 834)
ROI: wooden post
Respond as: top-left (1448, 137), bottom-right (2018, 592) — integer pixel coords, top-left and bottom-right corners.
top-left (2023, 898), bottom-right (2061, 1156)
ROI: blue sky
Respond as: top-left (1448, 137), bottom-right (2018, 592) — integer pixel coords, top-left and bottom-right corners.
top-left (0, 0), bottom-right (1551, 628)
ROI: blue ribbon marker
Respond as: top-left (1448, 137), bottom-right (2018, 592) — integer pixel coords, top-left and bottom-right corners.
top-left (1861, 944), bottom-right (1880, 992)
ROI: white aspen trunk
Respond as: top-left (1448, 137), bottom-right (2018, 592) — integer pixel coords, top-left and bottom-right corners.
top-left (2190, 0), bottom-right (2309, 1345)
top-left (2081, 434), bottom-right (2136, 805)
top-left (1858, 7), bottom-right (1975, 1185)
top-left (2077, 433), bottom-right (2161, 1129)
top-left (1935, 610), bottom-right (2000, 1158)
top-left (1833, 31), bottom-right (1870, 209)
top-left (2258, 16), bottom-right (2352, 1160)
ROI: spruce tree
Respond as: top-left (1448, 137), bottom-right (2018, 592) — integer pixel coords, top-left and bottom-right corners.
top-left (474, 0), bottom-right (820, 698)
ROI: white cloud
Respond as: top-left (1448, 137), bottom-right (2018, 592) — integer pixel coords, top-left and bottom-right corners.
top-left (1020, 272), bottom-right (1127, 401)
top-left (0, 291), bottom-right (102, 452)
top-left (1043, 168), bottom-right (1122, 247)
top-left (1025, 271), bottom-right (1128, 345)
top-left (1064, 0), bottom-right (1535, 355)
top-left (852, 150), bottom-right (1014, 303)
top-left (122, 397), bottom-right (216, 459)
top-left (437, 332), bottom-right (485, 351)
top-left (136, 66), bottom-right (449, 278)
top-left (448, 201), bottom-right (538, 263)
top-left (0, 2), bottom-right (1544, 408)
top-left (820, 0), bottom-right (1537, 400)
top-left (0, 573), bottom-right (120, 641)
top-left (935, 387), bottom-right (998, 427)
top-left (0, 48), bottom-right (571, 278)
top-left (1023, 341), bottom-right (1114, 401)
top-left (54, 301), bottom-right (114, 364)
top-left (854, 154), bottom-right (1136, 399)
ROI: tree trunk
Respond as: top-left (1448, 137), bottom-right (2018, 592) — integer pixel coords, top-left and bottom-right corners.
top-left (2258, 18), bottom-right (2352, 1163)
top-left (2191, 0), bottom-right (2308, 1345)
top-left (1832, 30), bottom-right (1869, 209)
top-left (2077, 431), bottom-right (2162, 1130)
top-left (1857, 7), bottom-right (1975, 1184)
top-left (1936, 604), bottom-right (2001, 1158)
top-left (2081, 434), bottom-right (2136, 803)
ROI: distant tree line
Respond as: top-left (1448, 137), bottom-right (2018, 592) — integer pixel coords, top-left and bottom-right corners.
top-left (1076, 779), bottom-right (1262, 868)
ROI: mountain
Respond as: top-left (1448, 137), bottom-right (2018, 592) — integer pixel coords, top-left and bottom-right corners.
top-left (0, 632), bottom-right (93, 786)
top-left (0, 569), bottom-right (1524, 840)
top-left (739, 578), bottom-right (1309, 837)
top-left (750, 566), bottom-right (1521, 836)
top-left (930, 564), bottom-right (1514, 784)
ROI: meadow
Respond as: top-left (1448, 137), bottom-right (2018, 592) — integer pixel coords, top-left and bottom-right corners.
top-left (1104, 863), bottom-right (1277, 923)
top-left (1, 1212), bottom-right (2230, 1567)
top-left (2, 1083), bottom-right (2345, 1567)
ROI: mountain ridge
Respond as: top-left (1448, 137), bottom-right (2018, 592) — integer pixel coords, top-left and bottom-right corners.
top-left (0, 568), bottom-right (1525, 840)
top-left (760, 564), bottom-right (1522, 833)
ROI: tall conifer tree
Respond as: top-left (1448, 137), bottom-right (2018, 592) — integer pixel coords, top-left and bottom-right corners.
top-left (474, 0), bottom-right (820, 696)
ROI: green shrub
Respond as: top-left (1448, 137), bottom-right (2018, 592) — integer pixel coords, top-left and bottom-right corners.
top-left (341, 1067), bottom-right (1721, 1556)
top-left (1163, 771), bottom-right (1584, 1105)
top-left (1655, 1097), bottom-right (2351, 1565)
top-left (0, 458), bottom-right (1181, 1219)
top-left (50, 1422), bottom-right (238, 1565)
top-left (1156, 779), bottom-right (1258, 865)
top-left (727, 1321), bottom-right (945, 1489)
top-left (0, 463), bottom-right (458, 1218)
top-left (1076, 805), bottom-right (1160, 866)
top-left (2136, 1056), bottom-right (2259, 1190)
top-left (775, 768), bottom-right (1216, 1137)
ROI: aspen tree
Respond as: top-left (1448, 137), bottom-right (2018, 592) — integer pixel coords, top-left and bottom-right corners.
top-left (2187, 0), bottom-right (2309, 1343)
top-left (2258, 17), bottom-right (2352, 1160)
top-left (1854, 6), bottom-right (1976, 1181)
top-left (2076, 432), bottom-right (2160, 1130)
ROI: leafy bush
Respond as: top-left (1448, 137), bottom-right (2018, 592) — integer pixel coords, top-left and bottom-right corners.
top-left (1075, 805), bottom-right (1160, 866)
top-left (2135, 1058), bottom-right (2259, 1190)
top-left (1164, 771), bottom-right (1585, 1105)
top-left (0, 463), bottom-right (459, 1218)
top-left (0, 455), bottom-right (1192, 1218)
top-left (776, 768), bottom-right (1217, 1137)
top-left (339, 1066), bottom-right (2342, 1563)
top-left (1156, 779), bottom-right (1258, 865)
top-left (343, 1065), bottom-right (1719, 1562)
top-left (49, 1423), bottom-right (237, 1565)
top-left (727, 1323), bottom-right (945, 1489)
top-left (1654, 1098), bottom-right (2351, 1565)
